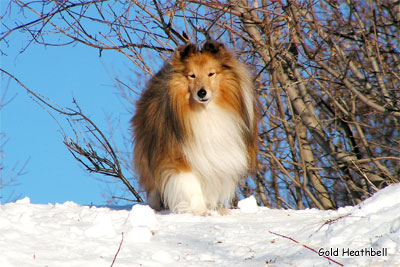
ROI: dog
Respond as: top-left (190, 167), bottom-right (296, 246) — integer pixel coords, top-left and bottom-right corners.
top-left (131, 41), bottom-right (258, 215)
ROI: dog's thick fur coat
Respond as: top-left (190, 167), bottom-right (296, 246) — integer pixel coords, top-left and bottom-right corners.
top-left (132, 41), bottom-right (258, 215)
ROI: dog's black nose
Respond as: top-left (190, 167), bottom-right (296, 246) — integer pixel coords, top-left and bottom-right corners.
top-left (197, 88), bottom-right (207, 99)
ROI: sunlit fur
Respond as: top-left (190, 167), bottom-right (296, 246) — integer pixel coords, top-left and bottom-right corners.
top-left (131, 41), bottom-right (258, 215)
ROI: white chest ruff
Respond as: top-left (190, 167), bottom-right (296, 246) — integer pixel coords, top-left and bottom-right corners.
top-left (182, 104), bottom-right (248, 206)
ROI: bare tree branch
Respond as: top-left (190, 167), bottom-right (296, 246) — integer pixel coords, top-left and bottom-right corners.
top-left (2, 0), bottom-right (399, 209)
top-left (0, 68), bottom-right (143, 203)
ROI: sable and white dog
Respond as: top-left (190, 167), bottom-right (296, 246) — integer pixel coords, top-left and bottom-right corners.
top-left (132, 41), bottom-right (258, 215)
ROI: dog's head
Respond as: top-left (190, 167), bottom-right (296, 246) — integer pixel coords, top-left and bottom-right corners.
top-left (171, 41), bottom-right (231, 105)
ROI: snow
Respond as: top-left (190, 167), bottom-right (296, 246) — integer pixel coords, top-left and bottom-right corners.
top-left (237, 195), bottom-right (259, 213)
top-left (1, 184), bottom-right (400, 266)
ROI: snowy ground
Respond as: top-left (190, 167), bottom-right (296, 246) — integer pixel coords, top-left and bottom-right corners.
top-left (1, 184), bottom-right (400, 267)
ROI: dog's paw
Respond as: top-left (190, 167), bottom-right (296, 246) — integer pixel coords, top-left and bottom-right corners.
top-left (217, 206), bottom-right (231, 216)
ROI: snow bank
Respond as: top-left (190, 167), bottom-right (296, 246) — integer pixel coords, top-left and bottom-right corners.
top-left (1, 184), bottom-right (400, 266)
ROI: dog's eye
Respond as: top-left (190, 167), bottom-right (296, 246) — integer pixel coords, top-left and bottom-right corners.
top-left (188, 74), bottom-right (196, 79)
top-left (208, 72), bottom-right (215, 77)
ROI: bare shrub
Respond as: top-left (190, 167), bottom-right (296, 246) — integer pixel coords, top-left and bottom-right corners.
top-left (2, 0), bottom-right (399, 208)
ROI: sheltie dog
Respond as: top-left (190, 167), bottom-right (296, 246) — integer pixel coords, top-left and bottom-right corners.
top-left (132, 41), bottom-right (258, 215)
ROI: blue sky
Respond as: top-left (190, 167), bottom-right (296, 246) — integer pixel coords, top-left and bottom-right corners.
top-left (1, 4), bottom-right (144, 205)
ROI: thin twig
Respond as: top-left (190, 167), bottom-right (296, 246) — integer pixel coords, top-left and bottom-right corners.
top-left (111, 232), bottom-right (124, 267)
top-left (269, 231), bottom-right (344, 266)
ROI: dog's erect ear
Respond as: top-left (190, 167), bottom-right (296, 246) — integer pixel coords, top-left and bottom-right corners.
top-left (201, 41), bottom-right (226, 55)
top-left (175, 43), bottom-right (198, 61)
